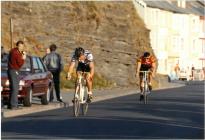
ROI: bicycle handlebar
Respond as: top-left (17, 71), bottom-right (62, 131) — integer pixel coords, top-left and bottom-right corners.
top-left (77, 71), bottom-right (90, 75)
top-left (139, 71), bottom-right (152, 73)
top-left (66, 71), bottom-right (90, 79)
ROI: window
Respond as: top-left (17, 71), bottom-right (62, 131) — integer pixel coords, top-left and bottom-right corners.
top-left (193, 40), bottom-right (195, 50)
top-left (172, 37), bottom-right (178, 49)
top-left (181, 38), bottom-right (184, 50)
top-left (32, 57), bottom-right (39, 70)
top-left (37, 58), bottom-right (45, 72)
top-left (20, 57), bottom-right (31, 71)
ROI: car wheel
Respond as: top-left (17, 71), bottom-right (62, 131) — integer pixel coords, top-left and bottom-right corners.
top-left (23, 87), bottom-right (32, 107)
top-left (2, 97), bottom-right (9, 106)
top-left (41, 87), bottom-right (50, 105)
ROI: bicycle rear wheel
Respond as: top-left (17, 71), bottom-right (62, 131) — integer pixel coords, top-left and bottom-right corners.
top-left (82, 103), bottom-right (88, 116)
top-left (81, 86), bottom-right (88, 116)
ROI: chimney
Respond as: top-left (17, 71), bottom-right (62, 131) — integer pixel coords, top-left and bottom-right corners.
top-left (177, 0), bottom-right (186, 8)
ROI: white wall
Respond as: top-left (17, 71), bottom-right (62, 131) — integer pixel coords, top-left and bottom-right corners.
top-left (133, 0), bottom-right (205, 74)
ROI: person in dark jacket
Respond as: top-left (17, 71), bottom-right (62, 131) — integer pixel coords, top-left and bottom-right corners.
top-left (8, 40), bottom-right (27, 109)
top-left (43, 44), bottom-right (64, 102)
top-left (1, 46), bottom-right (8, 62)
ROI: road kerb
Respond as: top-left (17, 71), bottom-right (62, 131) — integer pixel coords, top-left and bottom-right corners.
top-left (2, 102), bottom-right (67, 118)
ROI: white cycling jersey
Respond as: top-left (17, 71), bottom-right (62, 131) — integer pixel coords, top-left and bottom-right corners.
top-left (71, 50), bottom-right (93, 65)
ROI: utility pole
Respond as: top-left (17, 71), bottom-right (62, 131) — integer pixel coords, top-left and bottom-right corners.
top-left (10, 18), bottom-right (13, 49)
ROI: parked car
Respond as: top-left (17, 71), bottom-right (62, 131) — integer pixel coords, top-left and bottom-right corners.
top-left (1, 54), bottom-right (54, 107)
top-left (179, 69), bottom-right (187, 81)
top-left (168, 71), bottom-right (178, 82)
top-left (193, 69), bottom-right (203, 80)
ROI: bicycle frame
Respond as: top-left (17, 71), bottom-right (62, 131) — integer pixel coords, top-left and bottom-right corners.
top-left (140, 71), bottom-right (151, 104)
top-left (75, 72), bottom-right (88, 103)
top-left (73, 71), bottom-right (89, 117)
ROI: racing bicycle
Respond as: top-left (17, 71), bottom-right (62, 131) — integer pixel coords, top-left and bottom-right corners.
top-left (140, 71), bottom-right (151, 104)
top-left (73, 72), bottom-right (89, 117)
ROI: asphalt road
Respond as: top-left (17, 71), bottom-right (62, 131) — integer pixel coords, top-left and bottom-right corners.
top-left (1, 83), bottom-right (204, 139)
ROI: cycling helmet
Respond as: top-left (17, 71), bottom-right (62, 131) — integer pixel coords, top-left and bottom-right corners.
top-left (74, 47), bottom-right (85, 58)
top-left (143, 52), bottom-right (150, 57)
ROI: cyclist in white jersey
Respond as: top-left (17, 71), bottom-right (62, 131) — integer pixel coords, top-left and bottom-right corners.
top-left (67, 47), bottom-right (94, 103)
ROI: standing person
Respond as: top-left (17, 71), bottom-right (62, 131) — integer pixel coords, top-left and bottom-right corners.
top-left (136, 52), bottom-right (156, 101)
top-left (1, 46), bottom-right (8, 62)
top-left (42, 47), bottom-right (50, 60)
top-left (191, 65), bottom-right (195, 80)
top-left (43, 44), bottom-right (64, 102)
top-left (1, 46), bottom-right (6, 57)
top-left (46, 47), bottom-right (50, 54)
top-left (203, 67), bottom-right (205, 80)
top-left (174, 63), bottom-right (180, 79)
top-left (66, 47), bottom-right (94, 103)
top-left (7, 40), bottom-right (26, 109)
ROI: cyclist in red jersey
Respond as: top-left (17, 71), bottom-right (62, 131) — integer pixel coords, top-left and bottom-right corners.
top-left (136, 52), bottom-right (156, 101)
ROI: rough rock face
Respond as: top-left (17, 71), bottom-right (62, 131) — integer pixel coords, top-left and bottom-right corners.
top-left (1, 1), bottom-right (154, 86)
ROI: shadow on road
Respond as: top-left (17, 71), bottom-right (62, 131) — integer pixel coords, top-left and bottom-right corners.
top-left (2, 85), bottom-right (204, 139)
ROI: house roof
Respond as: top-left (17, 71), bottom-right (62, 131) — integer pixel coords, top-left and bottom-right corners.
top-left (144, 0), bottom-right (205, 16)
top-left (186, 1), bottom-right (205, 16)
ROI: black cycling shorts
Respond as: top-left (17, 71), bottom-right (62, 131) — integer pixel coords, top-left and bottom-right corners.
top-left (77, 62), bottom-right (90, 72)
top-left (139, 64), bottom-right (152, 77)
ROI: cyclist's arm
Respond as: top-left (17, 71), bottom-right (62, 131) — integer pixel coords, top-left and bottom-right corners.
top-left (152, 62), bottom-right (156, 73)
top-left (151, 62), bottom-right (156, 77)
top-left (67, 61), bottom-right (75, 75)
top-left (136, 61), bottom-right (141, 74)
top-left (89, 62), bottom-right (94, 78)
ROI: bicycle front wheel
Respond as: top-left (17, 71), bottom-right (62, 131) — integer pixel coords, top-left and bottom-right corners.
top-left (73, 97), bottom-right (80, 117)
top-left (143, 93), bottom-right (147, 104)
top-left (143, 83), bottom-right (148, 104)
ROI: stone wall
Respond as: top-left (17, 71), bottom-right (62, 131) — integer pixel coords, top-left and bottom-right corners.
top-left (1, 1), bottom-right (155, 86)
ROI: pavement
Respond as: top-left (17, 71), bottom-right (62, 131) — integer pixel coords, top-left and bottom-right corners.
top-left (1, 80), bottom-right (189, 118)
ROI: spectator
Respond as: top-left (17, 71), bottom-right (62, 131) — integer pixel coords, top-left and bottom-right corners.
top-left (43, 44), bottom-right (64, 102)
top-left (1, 46), bottom-right (8, 62)
top-left (1, 46), bottom-right (5, 57)
top-left (46, 47), bottom-right (50, 54)
top-left (174, 63), bottom-right (180, 79)
top-left (7, 40), bottom-right (26, 109)
top-left (42, 47), bottom-right (50, 60)
top-left (186, 66), bottom-right (190, 81)
top-left (191, 65), bottom-right (195, 80)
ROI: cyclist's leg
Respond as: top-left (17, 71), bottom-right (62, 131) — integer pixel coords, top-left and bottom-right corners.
top-left (139, 74), bottom-right (143, 93)
top-left (139, 72), bottom-right (144, 101)
top-left (148, 70), bottom-right (153, 90)
top-left (72, 65), bottom-right (83, 102)
top-left (84, 65), bottom-right (93, 103)
top-left (85, 73), bottom-right (93, 103)
top-left (86, 74), bottom-right (92, 93)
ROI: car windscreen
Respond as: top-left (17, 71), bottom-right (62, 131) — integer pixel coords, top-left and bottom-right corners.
top-left (20, 57), bottom-right (31, 72)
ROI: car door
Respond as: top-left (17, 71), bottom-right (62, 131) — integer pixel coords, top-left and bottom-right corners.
top-left (35, 57), bottom-right (49, 93)
top-left (31, 57), bottom-right (44, 94)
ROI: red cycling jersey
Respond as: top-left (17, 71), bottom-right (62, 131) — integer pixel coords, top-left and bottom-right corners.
top-left (137, 55), bottom-right (156, 71)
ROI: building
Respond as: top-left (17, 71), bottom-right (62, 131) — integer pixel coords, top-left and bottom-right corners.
top-left (133, 0), bottom-right (205, 75)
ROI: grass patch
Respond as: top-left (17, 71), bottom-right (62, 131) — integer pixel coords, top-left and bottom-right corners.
top-left (93, 73), bottom-right (115, 89)
top-left (60, 67), bottom-right (114, 89)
